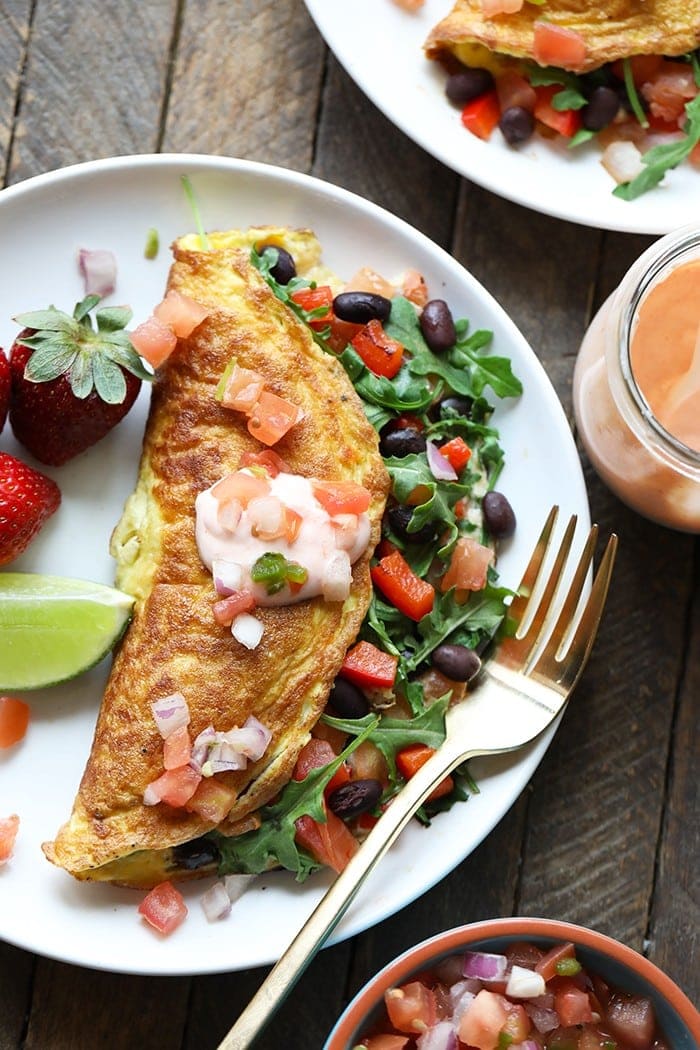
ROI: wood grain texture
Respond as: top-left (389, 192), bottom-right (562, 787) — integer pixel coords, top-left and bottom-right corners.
top-left (0, 943), bottom-right (33, 1050)
top-left (7, 0), bottom-right (176, 185)
top-left (162, 0), bottom-right (325, 169)
top-left (0, 1), bottom-right (31, 183)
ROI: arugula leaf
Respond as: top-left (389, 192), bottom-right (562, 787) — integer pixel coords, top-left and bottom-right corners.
top-left (338, 344), bottom-right (435, 420)
top-left (552, 87), bottom-right (587, 111)
top-left (568, 128), bottom-right (595, 149)
top-left (621, 57), bottom-right (649, 128)
top-left (614, 93), bottom-right (700, 201)
top-left (322, 695), bottom-right (450, 782)
top-left (213, 718), bottom-right (379, 880)
top-left (407, 584), bottom-right (513, 671)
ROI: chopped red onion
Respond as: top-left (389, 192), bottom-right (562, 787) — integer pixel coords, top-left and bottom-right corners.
top-left (231, 612), bottom-right (264, 649)
top-left (150, 692), bottom-right (190, 739)
top-left (190, 725), bottom-right (217, 772)
top-left (449, 981), bottom-right (476, 1025)
top-left (200, 881), bottom-right (232, 922)
top-left (78, 248), bottom-right (117, 297)
top-left (212, 558), bottom-right (243, 596)
top-left (205, 740), bottom-right (249, 775)
top-left (462, 950), bottom-right (507, 981)
top-left (525, 1001), bottom-right (560, 1034)
top-left (190, 718), bottom-right (271, 774)
top-left (506, 965), bottom-right (546, 999)
top-left (426, 439), bottom-right (458, 481)
top-left (224, 716), bottom-right (272, 761)
top-left (512, 1042), bottom-right (540, 1050)
top-left (322, 550), bottom-right (352, 602)
top-left (143, 781), bottom-right (162, 806)
top-left (224, 873), bottom-right (256, 905)
top-left (417, 1021), bottom-right (458, 1050)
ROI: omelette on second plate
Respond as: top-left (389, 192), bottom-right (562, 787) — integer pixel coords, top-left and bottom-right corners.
top-left (43, 227), bottom-right (389, 887)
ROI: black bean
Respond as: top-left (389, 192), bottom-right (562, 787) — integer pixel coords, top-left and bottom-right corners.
top-left (582, 86), bottom-right (620, 131)
top-left (328, 779), bottom-right (383, 820)
top-left (380, 427), bottom-right (427, 458)
top-left (482, 490), bottom-right (516, 538)
top-left (333, 291), bottom-right (391, 324)
top-left (432, 644), bottom-right (482, 682)
top-left (446, 68), bottom-right (494, 106)
top-left (258, 243), bottom-right (296, 284)
top-left (172, 837), bottom-right (220, 871)
top-left (499, 106), bottom-right (535, 146)
top-left (420, 299), bottom-right (457, 353)
top-left (328, 678), bottom-right (369, 719)
top-left (430, 395), bottom-right (473, 422)
top-left (387, 504), bottom-right (437, 545)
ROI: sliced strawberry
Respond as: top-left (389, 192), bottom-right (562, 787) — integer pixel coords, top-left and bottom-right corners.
top-left (9, 297), bottom-right (152, 466)
top-left (0, 348), bottom-right (10, 433)
top-left (0, 452), bottom-right (61, 566)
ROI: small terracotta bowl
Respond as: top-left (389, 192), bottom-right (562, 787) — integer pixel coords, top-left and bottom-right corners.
top-left (324, 917), bottom-right (700, 1049)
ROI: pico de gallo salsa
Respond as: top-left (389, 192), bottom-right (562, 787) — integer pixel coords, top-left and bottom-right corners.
top-left (356, 940), bottom-right (669, 1050)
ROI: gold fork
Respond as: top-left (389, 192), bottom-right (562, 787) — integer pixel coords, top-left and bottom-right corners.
top-left (218, 507), bottom-right (617, 1050)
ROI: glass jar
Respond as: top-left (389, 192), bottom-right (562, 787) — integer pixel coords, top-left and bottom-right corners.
top-left (573, 225), bottom-right (700, 533)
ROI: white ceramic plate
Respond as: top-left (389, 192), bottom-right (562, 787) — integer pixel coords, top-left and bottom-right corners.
top-left (0, 154), bottom-right (589, 975)
top-left (304, 0), bottom-right (696, 235)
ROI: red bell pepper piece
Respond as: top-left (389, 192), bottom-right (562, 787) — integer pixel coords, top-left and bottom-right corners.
top-left (396, 744), bottom-right (454, 801)
top-left (461, 90), bottom-right (501, 140)
top-left (340, 640), bottom-right (398, 689)
top-left (370, 550), bottom-right (435, 622)
top-left (533, 85), bottom-right (582, 138)
top-left (290, 285), bottom-right (334, 330)
top-left (439, 436), bottom-right (472, 472)
top-left (351, 320), bottom-right (404, 378)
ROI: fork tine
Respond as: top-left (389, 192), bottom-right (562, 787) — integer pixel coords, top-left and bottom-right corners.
top-left (532, 531), bottom-right (618, 692)
top-left (505, 505), bottom-right (559, 630)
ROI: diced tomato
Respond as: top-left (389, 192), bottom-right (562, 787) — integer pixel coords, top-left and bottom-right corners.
top-left (0, 696), bottom-right (30, 748)
top-left (351, 320), bottom-right (405, 378)
top-left (481, 0), bottom-right (524, 13)
top-left (218, 362), bottom-right (266, 414)
top-left (213, 590), bottom-right (257, 627)
top-left (290, 285), bottom-right (334, 329)
top-left (345, 267), bottom-right (396, 299)
top-left (340, 640), bottom-right (398, 689)
top-left (163, 724), bottom-right (192, 770)
top-left (130, 315), bottom-right (177, 368)
top-left (138, 881), bottom-right (188, 935)
top-left (212, 470), bottom-right (270, 507)
top-left (396, 744), bottom-right (454, 801)
top-left (459, 988), bottom-right (509, 1049)
top-left (496, 70), bottom-right (536, 114)
top-left (385, 981), bottom-right (438, 1035)
top-left (611, 55), bottom-right (663, 88)
top-left (247, 391), bottom-right (304, 446)
top-left (533, 21), bottom-right (587, 71)
top-left (461, 90), bottom-right (501, 141)
top-left (146, 766), bottom-right (202, 807)
top-left (606, 993), bottom-right (657, 1050)
top-left (506, 940), bottom-right (545, 971)
top-left (326, 314), bottom-right (364, 353)
top-left (313, 479), bottom-right (371, 516)
top-left (641, 61), bottom-right (697, 124)
top-left (0, 814), bottom-right (19, 864)
top-left (501, 1003), bottom-right (532, 1042)
top-left (535, 941), bottom-right (576, 981)
top-left (405, 484), bottom-right (432, 507)
top-left (553, 979), bottom-right (594, 1027)
top-left (347, 739), bottom-right (389, 785)
top-left (238, 448), bottom-right (291, 477)
top-left (293, 738), bottom-right (351, 798)
top-left (185, 777), bottom-right (237, 822)
top-left (294, 808), bottom-right (359, 872)
top-left (283, 505), bottom-right (303, 543)
top-left (311, 717), bottom-right (350, 754)
top-left (153, 289), bottom-right (209, 338)
top-left (454, 496), bottom-right (469, 521)
top-left (441, 536), bottom-right (494, 593)
top-left (534, 84), bottom-right (582, 138)
top-left (371, 550), bottom-right (435, 622)
top-left (439, 436), bottom-right (472, 472)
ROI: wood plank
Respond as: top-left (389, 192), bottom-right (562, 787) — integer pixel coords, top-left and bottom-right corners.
top-left (0, 1), bottom-right (31, 181)
top-left (162, 0), bottom-right (325, 169)
top-left (648, 554), bottom-right (700, 1007)
top-left (0, 943), bottom-right (34, 1050)
top-left (23, 961), bottom-right (189, 1050)
top-left (7, 0), bottom-right (177, 185)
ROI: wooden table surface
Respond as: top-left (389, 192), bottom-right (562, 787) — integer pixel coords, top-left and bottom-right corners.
top-left (1, 2), bottom-right (698, 1047)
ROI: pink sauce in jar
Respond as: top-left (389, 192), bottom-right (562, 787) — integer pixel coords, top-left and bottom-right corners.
top-left (573, 227), bottom-right (700, 532)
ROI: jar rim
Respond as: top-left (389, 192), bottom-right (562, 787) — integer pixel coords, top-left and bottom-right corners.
top-left (617, 226), bottom-right (700, 469)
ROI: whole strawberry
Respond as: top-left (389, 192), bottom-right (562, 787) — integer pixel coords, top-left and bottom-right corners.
top-left (9, 296), bottom-right (152, 466)
top-left (0, 452), bottom-right (61, 565)
top-left (0, 348), bottom-right (10, 432)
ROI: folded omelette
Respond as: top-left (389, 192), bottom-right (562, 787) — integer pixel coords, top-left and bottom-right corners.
top-left (425, 0), bottom-right (700, 74)
top-left (43, 227), bottom-right (389, 887)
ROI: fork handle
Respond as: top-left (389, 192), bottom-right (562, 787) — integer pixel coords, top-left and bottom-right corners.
top-left (217, 738), bottom-right (469, 1050)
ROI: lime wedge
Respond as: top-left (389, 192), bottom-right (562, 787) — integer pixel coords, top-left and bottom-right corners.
top-left (0, 573), bottom-right (134, 691)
